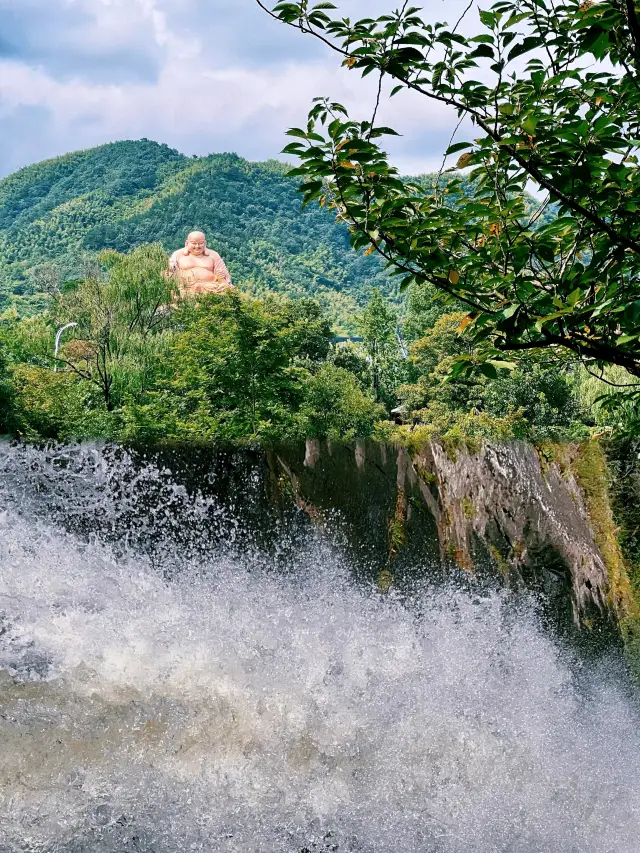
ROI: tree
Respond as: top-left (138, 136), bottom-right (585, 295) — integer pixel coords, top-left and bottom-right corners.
top-left (479, 361), bottom-right (584, 434)
top-left (27, 263), bottom-right (62, 296)
top-left (257, 0), bottom-right (640, 379)
top-left (144, 293), bottom-right (334, 441)
top-left (53, 244), bottom-right (174, 411)
top-left (402, 282), bottom-right (451, 342)
top-left (299, 363), bottom-right (385, 439)
top-left (399, 312), bottom-right (481, 417)
top-left (329, 342), bottom-right (371, 388)
top-left (357, 288), bottom-right (402, 405)
top-left (400, 312), bottom-right (584, 438)
top-left (0, 342), bottom-right (17, 434)
top-left (131, 293), bottom-right (388, 443)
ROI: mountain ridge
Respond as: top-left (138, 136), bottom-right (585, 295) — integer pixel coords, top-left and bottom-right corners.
top-left (0, 139), bottom-right (390, 329)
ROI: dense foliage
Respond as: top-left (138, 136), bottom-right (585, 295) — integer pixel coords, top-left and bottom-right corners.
top-left (399, 312), bottom-right (585, 440)
top-left (258, 0), bottom-right (640, 380)
top-left (0, 140), bottom-right (391, 331)
top-left (0, 342), bottom-right (16, 435)
top-left (0, 245), bottom-right (593, 445)
top-left (129, 293), bottom-right (383, 443)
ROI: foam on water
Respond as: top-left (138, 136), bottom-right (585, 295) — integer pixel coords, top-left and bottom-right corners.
top-left (1, 445), bottom-right (640, 853)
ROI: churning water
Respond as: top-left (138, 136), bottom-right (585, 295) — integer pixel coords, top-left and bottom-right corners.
top-left (1, 443), bottom-right (639, 853)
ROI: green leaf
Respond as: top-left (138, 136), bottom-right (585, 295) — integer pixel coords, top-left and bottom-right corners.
top-left (536, 242), bottom-right (555, 262)
top-left (446, 142), bottom-right (474, 154)
top-left (489, 359), bottom-right (518, 371)
top-left (624, 301), bottom-right (640, 325)
top-left (369, 126), bottom-right (402, 137)
top-left (282, 143), bottom-right (306, 155)
top-left (501, 304), bottom-right (519, 319)
top-left (507, 36), bottom-right (543, 62)
top-left (470, 44), bottom-right (496, 59)
top-left (479, 9), bottom-right (495, 27)
top-left (588, 30), bottom-right (611, 60)
top-left (479, 362), bottom-right (499, 379)
top-left (503, 12), bottom-right (530, 29)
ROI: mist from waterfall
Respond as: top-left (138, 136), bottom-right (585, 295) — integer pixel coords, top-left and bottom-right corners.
top-left (1, 442), bottom-right (639, 853)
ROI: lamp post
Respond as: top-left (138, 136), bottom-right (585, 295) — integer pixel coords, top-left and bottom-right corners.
top-left (53, 323), bottom-right (78, 372)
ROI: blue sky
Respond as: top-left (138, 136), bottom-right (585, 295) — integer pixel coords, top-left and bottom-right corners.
top-left (0, 0), bottom-right (473, 178)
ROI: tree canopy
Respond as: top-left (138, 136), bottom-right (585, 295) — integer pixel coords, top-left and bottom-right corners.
top-left (257, 0), bottom-right (640, 379)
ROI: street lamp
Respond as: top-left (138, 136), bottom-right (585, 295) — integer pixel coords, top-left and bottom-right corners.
top-left (53, 323), bottom-right (78, 372)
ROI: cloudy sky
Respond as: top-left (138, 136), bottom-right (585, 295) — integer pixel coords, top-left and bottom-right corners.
top-left (0, 0), bottom-right (475, 178)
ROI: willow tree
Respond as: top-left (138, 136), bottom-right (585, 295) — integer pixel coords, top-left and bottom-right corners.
top-left (54, 244), bottom-right (174, 411)
top-left (257, 0), bottom-right (640, 379)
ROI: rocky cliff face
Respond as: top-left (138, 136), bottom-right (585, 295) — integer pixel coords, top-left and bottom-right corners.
top-left (271, 439), bottom-right (637, 650)
top-left (409, 441), bottom-right (610, 622)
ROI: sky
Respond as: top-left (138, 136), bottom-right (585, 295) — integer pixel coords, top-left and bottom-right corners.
top-left (0, 0), bottom-right (476, 178)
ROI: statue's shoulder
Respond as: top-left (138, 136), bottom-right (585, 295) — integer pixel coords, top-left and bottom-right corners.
top-left (169, 248), bottom-right (190, 268)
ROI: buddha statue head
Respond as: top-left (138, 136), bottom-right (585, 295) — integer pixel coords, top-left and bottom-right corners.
top-left (185, 231), bottom-right (207, 256)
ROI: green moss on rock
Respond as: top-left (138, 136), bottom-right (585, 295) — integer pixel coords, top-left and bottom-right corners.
top-left (573, 441), bottom-right (640, 678)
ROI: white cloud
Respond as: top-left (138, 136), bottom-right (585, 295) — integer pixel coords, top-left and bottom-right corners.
top-left (0, 0), bottom-right (476, 176)
top-left (0, 0), bottom-right (167, 81)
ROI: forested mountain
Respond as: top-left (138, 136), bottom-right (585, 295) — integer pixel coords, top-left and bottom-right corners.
top-left (0, 140), bottom-right (391, 329)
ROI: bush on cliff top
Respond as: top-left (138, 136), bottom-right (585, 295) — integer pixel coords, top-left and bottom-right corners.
top-left (0, 247), bottom-right (593, 445)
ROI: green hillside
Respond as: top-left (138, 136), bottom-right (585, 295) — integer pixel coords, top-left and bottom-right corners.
top-left (0, 140), bottom-right (391, 330)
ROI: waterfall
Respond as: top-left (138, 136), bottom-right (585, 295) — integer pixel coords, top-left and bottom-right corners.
top-left (1, 442), bottom-right (639, 853)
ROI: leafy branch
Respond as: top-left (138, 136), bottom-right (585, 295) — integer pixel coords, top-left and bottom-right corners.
top-left (257, 0), bottom-right (640, 376)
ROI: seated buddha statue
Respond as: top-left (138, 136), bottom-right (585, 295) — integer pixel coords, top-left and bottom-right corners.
top-left (168, 231), bottom-right (235, 297)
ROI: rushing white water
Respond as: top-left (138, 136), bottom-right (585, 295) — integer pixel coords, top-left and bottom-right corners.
top-left (1, 445), bottom-right (640, 853)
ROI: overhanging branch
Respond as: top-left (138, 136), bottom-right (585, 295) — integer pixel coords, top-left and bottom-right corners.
top-left (255, 0), bottom-right (640, 255)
